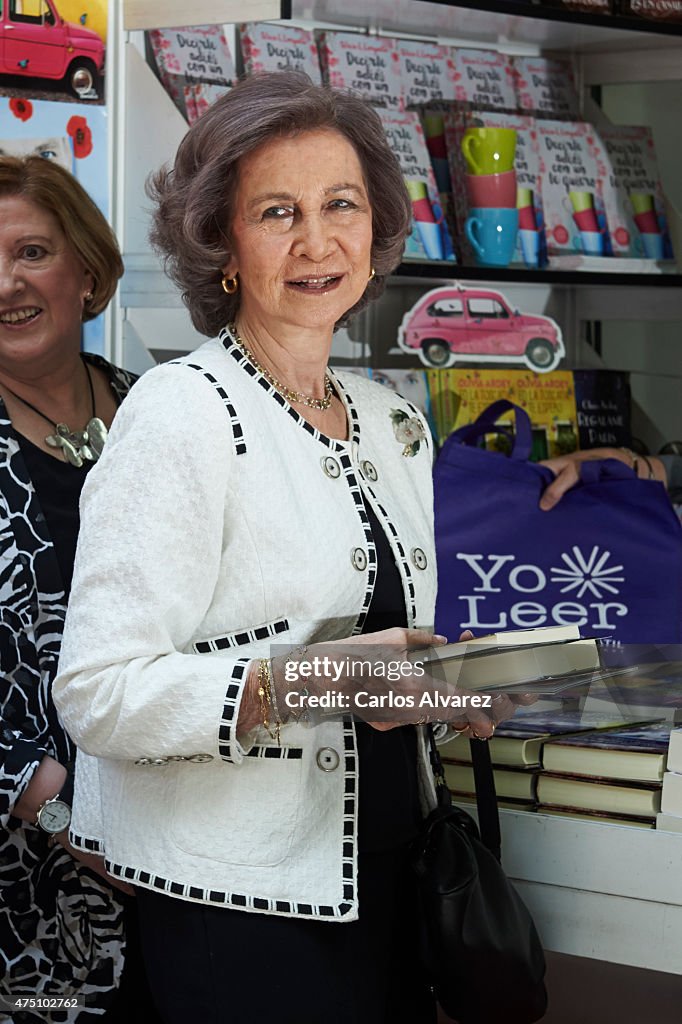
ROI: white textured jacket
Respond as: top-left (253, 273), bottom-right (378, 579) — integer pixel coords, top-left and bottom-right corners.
top-left (53, 330), bottom-right (439, 922)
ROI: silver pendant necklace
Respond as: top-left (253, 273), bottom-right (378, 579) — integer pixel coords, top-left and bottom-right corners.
top-left (1, 357), bottom-right (108, 468)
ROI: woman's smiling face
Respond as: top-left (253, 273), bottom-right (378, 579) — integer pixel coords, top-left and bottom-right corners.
top-left (0, 195), bottom-right (92, 374)
top-left (223, 129), bottom-right (374, 336)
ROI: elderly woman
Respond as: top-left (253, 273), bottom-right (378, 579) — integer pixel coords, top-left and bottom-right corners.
top-left (53, 73), bottom-right (507, 1024)
top-left (0, 157), bottom-right (158, 1020)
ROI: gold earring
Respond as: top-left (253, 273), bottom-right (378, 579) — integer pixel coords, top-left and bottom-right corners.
top-left (368, 267), bottom-right (376, 281)
top-left (222, 275), bottom-right (238, 295)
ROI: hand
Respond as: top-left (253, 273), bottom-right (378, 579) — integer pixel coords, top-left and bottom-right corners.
top-left (52, 831), bottom-right (135, 897)
top-left (538, 448), bottom-right (666, 511)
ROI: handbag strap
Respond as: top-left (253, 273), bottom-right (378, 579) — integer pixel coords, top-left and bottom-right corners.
top-left (449, 399), bottom-right (533, 462)
top-left (426, 726), bottom-right (502, 863)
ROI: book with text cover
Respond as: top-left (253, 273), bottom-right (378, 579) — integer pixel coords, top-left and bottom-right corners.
top-left (397, 40), bottom-right (457, 107)
top-left (598, 124), bottom-right (674, 262)
top-left (148, 25), bottom-right (235, 122)
top-left (447, 706), bottom-right (660, 767)
top-left (451, 48), bottom-right (518, 112)
top-left (378, 108), bottom-right (456, 263)
top-left (537, 774), bottom-right (661, 817)
top-left (512, 57), bottom-right (579, 120)
top-left (536, 120), bottom-right (607, 257)
top-left (317, 31), bottom-right (402, 111)
top-left (542, 721), bottom-right (674, 783)
top-left (239, 23), bottom-right (321, 83)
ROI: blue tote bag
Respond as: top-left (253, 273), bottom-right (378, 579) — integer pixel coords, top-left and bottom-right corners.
top-left (434, 400), bottom-right (682, 645)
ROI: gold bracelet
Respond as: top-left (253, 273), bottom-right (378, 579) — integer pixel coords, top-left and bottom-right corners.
top-left (257, 658), bottom-right (281, 745)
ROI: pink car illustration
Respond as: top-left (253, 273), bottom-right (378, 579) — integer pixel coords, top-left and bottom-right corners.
top-left (0, 0), bottom-right (104, 99)
top-left (398, 285), bottom-right (565, 372)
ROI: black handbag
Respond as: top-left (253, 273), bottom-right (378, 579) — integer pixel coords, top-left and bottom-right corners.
top-left (412, 729), bottom-right (548, 1024)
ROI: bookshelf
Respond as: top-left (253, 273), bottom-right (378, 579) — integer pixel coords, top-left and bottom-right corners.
top-left (111, 0), bottom-right (682, 372)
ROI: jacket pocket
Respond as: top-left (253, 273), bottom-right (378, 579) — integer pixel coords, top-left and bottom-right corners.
top-left (171, 747), bottom-right (303, 867)
top-left (192, 617), bottom-right (289, 653)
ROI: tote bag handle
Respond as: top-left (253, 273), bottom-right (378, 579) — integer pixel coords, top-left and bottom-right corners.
top-left (450, 399), bottom-right (533, 462)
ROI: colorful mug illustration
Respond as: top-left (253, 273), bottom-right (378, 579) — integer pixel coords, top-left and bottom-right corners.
top-left (465, 207), bottom-right (519, 268)
top-left (461, 127), bottom-right (516, 176)
top-left (405, 178), bottom-right (444, 260)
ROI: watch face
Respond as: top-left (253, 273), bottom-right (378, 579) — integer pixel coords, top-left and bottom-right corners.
top-left (37, 799), bottom-right (71, 835)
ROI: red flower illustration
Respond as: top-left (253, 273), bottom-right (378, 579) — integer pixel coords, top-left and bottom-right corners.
top-left (66, 115), bottom-right (93, 159)
top-left (9, 97), bottom-right (33, 122)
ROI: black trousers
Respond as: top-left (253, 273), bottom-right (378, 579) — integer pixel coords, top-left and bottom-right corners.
top-left (136, 845), bottom-right (436, 1024)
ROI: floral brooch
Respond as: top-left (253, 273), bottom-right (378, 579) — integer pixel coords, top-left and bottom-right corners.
top-left (390, 409), bottom-right (426, 457)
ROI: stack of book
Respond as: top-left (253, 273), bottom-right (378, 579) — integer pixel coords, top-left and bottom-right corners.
top-left (443, 711), bottom-right (669, 827)
top-left (659, 728), bottom-right (682, 832)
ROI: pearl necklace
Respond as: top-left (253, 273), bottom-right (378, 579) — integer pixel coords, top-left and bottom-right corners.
top-left (228, 323), bottom-right (334, 412)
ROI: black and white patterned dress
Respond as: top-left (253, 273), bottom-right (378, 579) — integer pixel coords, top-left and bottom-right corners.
top-left (0, 355), bottom-right (136, 1022)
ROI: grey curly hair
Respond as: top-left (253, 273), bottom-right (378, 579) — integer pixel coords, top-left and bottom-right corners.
top-left (147, 71), bottom-right (412, 338)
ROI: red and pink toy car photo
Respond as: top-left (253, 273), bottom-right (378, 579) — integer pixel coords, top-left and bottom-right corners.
top-left (398, 285), bottom-right (564, 372)
top-left (0, 0), bottom-right (104, 99)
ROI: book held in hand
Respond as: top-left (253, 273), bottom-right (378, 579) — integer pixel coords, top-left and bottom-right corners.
top-left (421, 624), bottom-right (603, 694)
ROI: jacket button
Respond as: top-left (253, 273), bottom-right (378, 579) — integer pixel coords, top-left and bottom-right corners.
top-left (316, 747), bottom-right (340, 772)
top-left (411, 547), bottom-right (428, 570)
top-left (351, 547), bottom-right (367, 571)
top-left (360, 459), bottom-right (378, 482)
top-left (188, 753), bottom-right (214, 763)
top-left (321, 456), bottom-right (341, 479)
top-left (134, 758), bottom-right (152, 766)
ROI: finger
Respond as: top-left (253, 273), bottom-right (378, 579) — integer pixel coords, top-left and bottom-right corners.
top-left (539, 466), bottom-right (579, 511)
top-left (458, 629), bottom-right (474, 642)
top-left (464, 707), bottom-right (496, 739)
top-left (488, 693), bottom-right (516, 724)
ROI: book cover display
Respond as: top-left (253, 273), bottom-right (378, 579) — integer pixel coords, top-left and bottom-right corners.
top-left (535, 120), bottom-right (609, 257)
top-left (427, 366), bottom-right (577, 453)
top-left (396, 40), bottom-right (457, 108)
top-left (148, 25), bottom-right (235, 122)
top-left (512, 57), bottom-right (580, 120)
top-left (239, 23), bottom-right (321, 83)
top-left (598, 124), bottom-right (674, 261)
top-left (378, 109), bottom-right (455, 263)
top-left (317, 31), bottom-right (402, 112)
top-left (451, 48), bottom-right (517, 112)
top-left (0, 0), bottom-right (106, 103)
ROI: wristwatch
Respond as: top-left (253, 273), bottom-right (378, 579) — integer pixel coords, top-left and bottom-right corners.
top-left (35, 767), bottom-right (74, 837)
